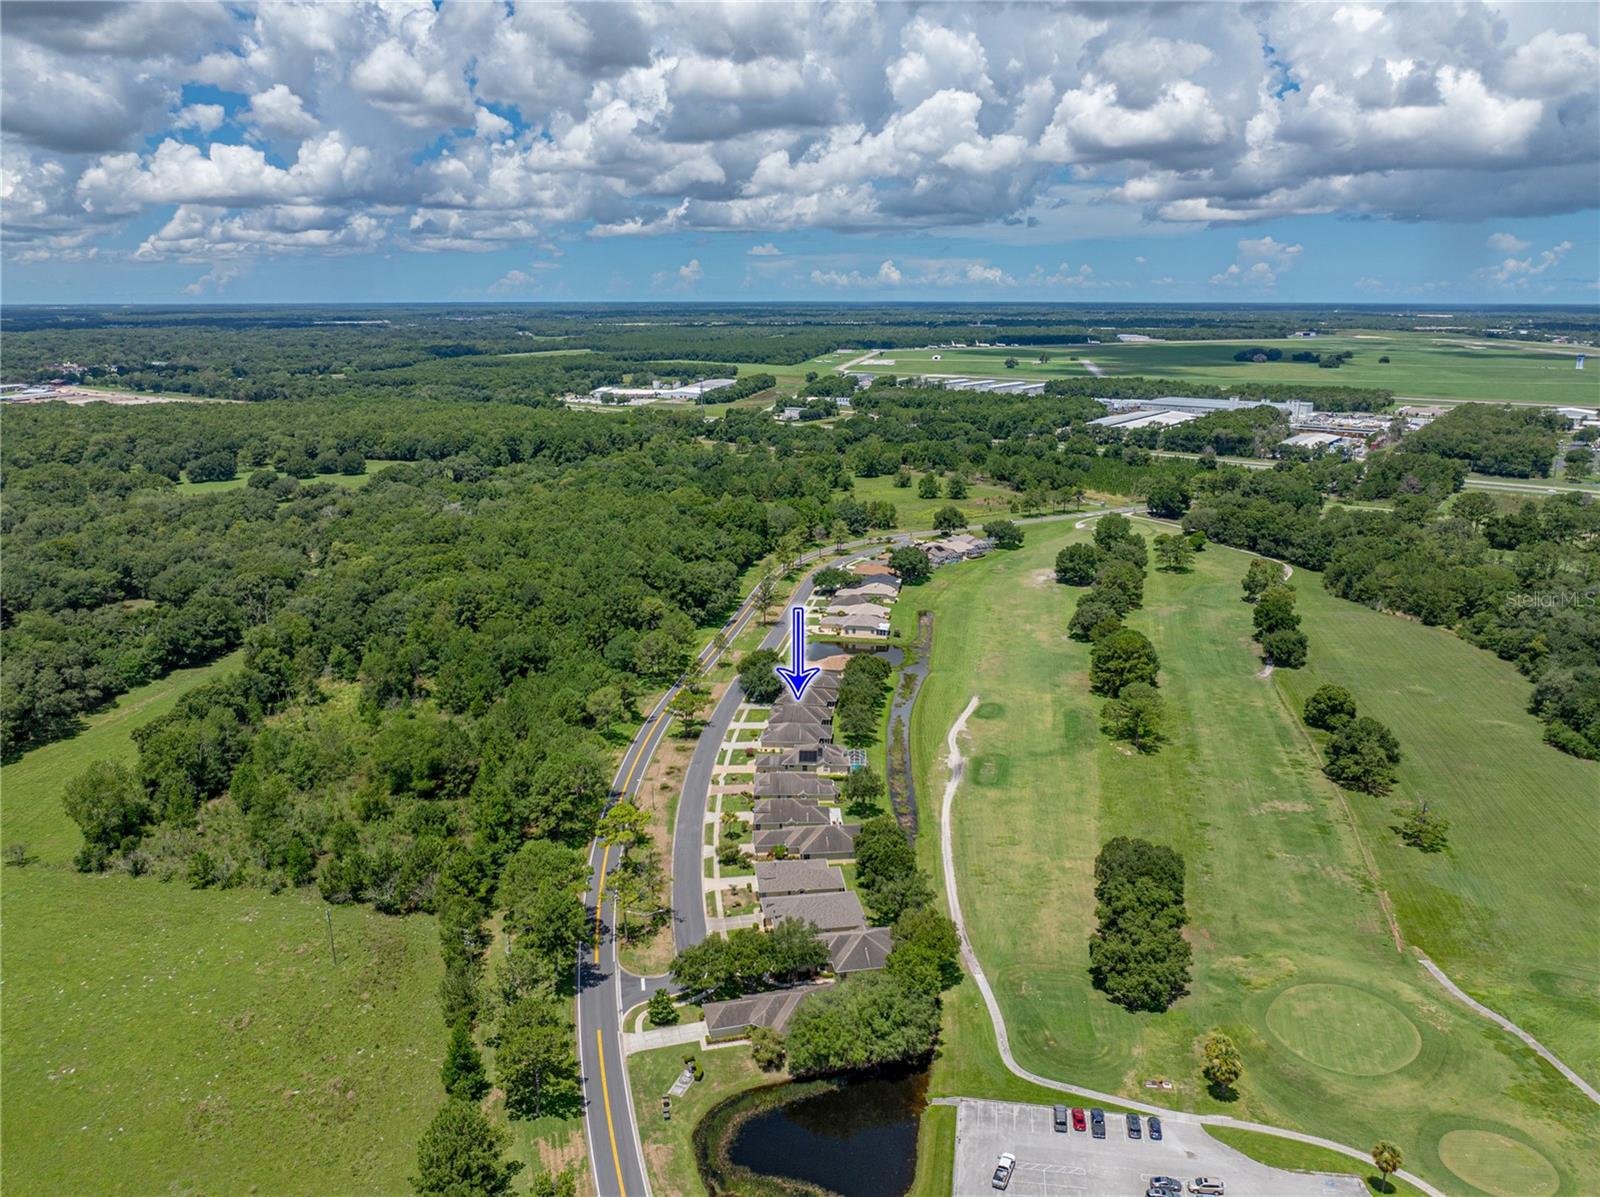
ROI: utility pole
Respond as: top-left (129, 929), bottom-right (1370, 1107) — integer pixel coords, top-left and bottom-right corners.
top-left (325, 907), bottom-right (338, 967)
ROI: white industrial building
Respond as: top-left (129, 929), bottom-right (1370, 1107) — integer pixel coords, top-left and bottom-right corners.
top-left (1095, 394), bottom-right (1313, 419)
top-left (587, 377), bottom-right (736, 403)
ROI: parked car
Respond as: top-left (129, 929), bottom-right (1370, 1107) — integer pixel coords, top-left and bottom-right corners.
top-left (1148, 1116), bottom-right (1163, 1141)
top-left (1190, 1179), bottom-right (1225, 1195)
top-left (1090, 1108), bottom-right (1106, 1139)
top-left (992, 1153), bottom-right (1016, 1190)
top-left (1149, 1177), bottom-right (1183, 1194)
top-left (1053, 1105), bottom-right (1068, 1132)
top-left (1127, 1112), bottom-right (1143, 1139)
top-left (1071, 1107), bottom-right (1086, 1132)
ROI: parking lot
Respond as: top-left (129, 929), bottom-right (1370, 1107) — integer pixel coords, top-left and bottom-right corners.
top-left (950, 1099), bottom-right (1366, 1197)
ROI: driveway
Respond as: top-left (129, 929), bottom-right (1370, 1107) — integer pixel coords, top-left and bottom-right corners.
top-left (951, 1099), bottom-right (1365, 1197)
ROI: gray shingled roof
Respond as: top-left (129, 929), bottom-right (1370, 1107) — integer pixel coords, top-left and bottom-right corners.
top-left (823, 927), bottom-right (893, 973)
top-left (703, 983), bottom-right (829, 1037)
top-left (753, 823), bottom-right (860, 858)
top-left (761, 890), bottom-right (867, 932)
top-left (751, 797), bottom-right (829, 829)
top-left (754, 859), bottom-right (846, 897)
top-left (753, 743), bottom-right (853, 774)
top-left (753, 772), bottom-right (838, 799)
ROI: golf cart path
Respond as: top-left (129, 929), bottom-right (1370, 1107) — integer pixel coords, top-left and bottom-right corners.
top-left (1415, 952), bottom-right (1600, 1106)
top-left (936, 696), bottom-right (1450, 1197)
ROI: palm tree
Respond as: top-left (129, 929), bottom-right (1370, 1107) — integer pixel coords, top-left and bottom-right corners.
top-left (1371, 1140), bottom-right (1404, 1193)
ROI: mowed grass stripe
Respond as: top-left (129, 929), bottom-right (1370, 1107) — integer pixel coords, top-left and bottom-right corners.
top-left (1274, 578), bottom-right (1600, 1085)
top-left (898, 522), bottom-right (1597, 1197)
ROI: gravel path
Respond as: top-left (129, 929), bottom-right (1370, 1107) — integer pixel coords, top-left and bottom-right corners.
top-left (935, 696), bottom-right (1450, 1197)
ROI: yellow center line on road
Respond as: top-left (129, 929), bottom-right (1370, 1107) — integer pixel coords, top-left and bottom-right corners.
top-left (591, 843), bottom-right (612, 964)
top-left (596, 1027), bottom-right (628, 1197)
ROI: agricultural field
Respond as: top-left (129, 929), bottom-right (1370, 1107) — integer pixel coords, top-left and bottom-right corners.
top-left (852, 333), bottom-right (1600, 406)
top-left (1, 869), bottom-right (442, 1196)
top-left (897, 521), bottom-right (1597, 1197)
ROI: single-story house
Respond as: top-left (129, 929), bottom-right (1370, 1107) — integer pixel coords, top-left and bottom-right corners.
top-left (924, 534), bottom-right (991, 562)
top-left (754, 823), bottom-right (860, 860)
top-left (751, 797), bottom-right (830, 830)
top-left (767, 701), bottom-right (830, 727)
top-left (704, 983), bottom-right (828, 1041)
top-left (755, 859), bottom-right (846, 898)
top-left (816, 609), bottom-right (891, 639)
top-left (759, 721), bottom-right (832, 750)
top-left (753, 771), bottom-right (838, 800)
top-left (761, 889), bottom-right (867, 933)
top-left (832, 582), bottom-right (898, 603)
top-left (754, 743), bottom-right (853, 776)
top-left (824, 600), bottom-right (891, 622)
top-left (822, 927), bottom-right (894, 974)
top-left (851, 559), bottom-right (898, 579)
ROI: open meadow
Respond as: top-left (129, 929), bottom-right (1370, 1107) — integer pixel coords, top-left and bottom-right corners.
top-left (897, 521), bottom-right (1598, 1197)
top-left (852, 334), bottom-right (1600, 406)
top-left (175, 459), bottom-right (403, 495)
top-left (1, 651), bottom-right (246, 866)
top-left (1, 869), bottom-right (442, 1196)
top-left (1, 655), bottom-right (451, 1194)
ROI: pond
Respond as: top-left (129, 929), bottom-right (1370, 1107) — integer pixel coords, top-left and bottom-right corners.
top-left (721, 1068), bottom-right (928, 1197)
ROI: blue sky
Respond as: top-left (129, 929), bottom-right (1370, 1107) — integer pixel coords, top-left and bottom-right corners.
top-left (3, 2), bottom-right (1597, 305)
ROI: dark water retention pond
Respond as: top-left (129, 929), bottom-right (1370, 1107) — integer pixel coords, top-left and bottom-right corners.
top-left (698, 1068), bottom-right (928, 1197)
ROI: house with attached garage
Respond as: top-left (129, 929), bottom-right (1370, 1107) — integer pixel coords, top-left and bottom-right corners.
top-left (816, 603), bottom-right (892, 638)
top-left (752, 771), bottom-right (838, 800)
top-left (754, 859), bottom-right (846, 898)
top-left (753, 822), bottom-right (860, 859)
top-left (751, 797), bottom-right (831, 830)
top-left (754, 743), bottom-right (854, 776)
top-left (822, 927), bottom-right (893, 974)
top-left (703, 983), bottom-right (828, 1041)
top-left (761, 889), bottom-right (868, 933)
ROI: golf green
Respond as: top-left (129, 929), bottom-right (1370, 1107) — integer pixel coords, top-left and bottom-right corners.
top-left (1265, 983), bottom-right (1422, 1076)
top-left (1437, 1129), bottom-right (1559, 1197)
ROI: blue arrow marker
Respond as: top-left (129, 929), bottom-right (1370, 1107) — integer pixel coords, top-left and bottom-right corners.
top-left (774, 604), bottom-right (819, 700)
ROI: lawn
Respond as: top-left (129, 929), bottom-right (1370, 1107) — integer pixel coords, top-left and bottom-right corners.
top-left (176, 459), bottom-right (404, 495)
top-left (627, 1042), bottom-right (778, 1197)
top-left (1204, 1127), bottom-right (1432, 1197)
top-left (2, 650), bottom-right (245, 866)
top-left (0, 869), bottom-right (443, 1196)
top-left (1274, 568), bottom-right (1600, 1084)
top-left (905, 1104), bottom-right (956, 1197)
top-left (848, 471), bottom-right (1023, 530)
top-left (853, 333), bottom-right (1600, 406)
top-left (897, 522), bottom-right (1597, 1197)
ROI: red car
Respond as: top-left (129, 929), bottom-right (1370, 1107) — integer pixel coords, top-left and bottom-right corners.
top-left (1071, 1108), bottom-right (1087, 1132)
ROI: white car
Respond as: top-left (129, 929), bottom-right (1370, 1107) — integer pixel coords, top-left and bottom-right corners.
top-left (1190, 1180), bottom-right (1225, 1196)
top-left (992, 1152), bottom-right (1016, 1190)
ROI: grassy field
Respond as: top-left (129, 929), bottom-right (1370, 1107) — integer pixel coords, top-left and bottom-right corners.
top-left (176, 459), bottom-right (403, 495)
top-left (2, 650), bottom-right (245, 865)
top-left (854, 333), bottom-right (1600, 406)
top-left (1204, 1127), bottom-right (1431, 1197)
top-left (1, 869), bottom-right (443, 1196)
top-left (847, 471), bottom-right (1021, 530)
top-left (1274, 570), bottom-right (1600, 1084)
top-left (897, 522), bottom-right (1597, 1197)
top-left (628, 1042), bottom-right (778, 1197)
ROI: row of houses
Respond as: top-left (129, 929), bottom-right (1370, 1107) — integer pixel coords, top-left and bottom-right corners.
top-left (815, 558), bottom-right (903, 639)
